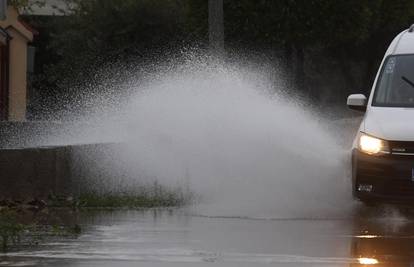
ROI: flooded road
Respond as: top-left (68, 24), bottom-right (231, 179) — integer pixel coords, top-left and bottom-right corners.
top-left (1, 207), bottom-right (414, 266)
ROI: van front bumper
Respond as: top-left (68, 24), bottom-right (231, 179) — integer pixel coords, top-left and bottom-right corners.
top-left (353, 149), bottom-right (414, 203)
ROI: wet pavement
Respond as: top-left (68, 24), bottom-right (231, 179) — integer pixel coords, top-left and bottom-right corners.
top-left (1, 207), bottom-right (414, 266)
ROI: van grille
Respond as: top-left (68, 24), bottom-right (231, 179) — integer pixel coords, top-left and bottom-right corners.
top-left (385, 179), bottom-right (414, 196)
top-left (389, 141), bottom-right (414, 154)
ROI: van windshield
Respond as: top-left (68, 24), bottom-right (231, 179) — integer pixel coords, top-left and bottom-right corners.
top-left (373, 55), bottom-right (414, 107)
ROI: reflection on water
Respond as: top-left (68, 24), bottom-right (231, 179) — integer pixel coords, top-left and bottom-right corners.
top-left (357, 258), bottom-right (379, 265)
top-left (350, 206), bottom-right (414, 267)
top-left (3, 207), bottom-right (414, 266)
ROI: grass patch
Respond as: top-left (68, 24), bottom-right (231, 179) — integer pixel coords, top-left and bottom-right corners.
top-left (0, 210), bottom-right (25, 252)
top-left (0, 183), bottom-right (193, 251)
top-left (49, 182), bottom-right (194, 209)
top-left (0, 209), bottom-right (81, 252)
top-left (77, 192), bottom-right (185, 208)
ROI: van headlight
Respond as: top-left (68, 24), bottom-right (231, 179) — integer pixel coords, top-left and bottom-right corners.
top-left (358, 133), bottom-right (389, 155)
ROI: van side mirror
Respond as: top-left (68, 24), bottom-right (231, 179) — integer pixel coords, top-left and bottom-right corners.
top-left (347, 94), bottom-right (367, 112)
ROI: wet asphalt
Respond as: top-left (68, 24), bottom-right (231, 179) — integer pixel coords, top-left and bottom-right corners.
top-left (1, 206), bottom-right (414, 267)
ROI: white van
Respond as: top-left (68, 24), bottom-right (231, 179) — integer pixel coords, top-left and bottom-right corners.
top-left (347, 25), bottom-right (414, 203)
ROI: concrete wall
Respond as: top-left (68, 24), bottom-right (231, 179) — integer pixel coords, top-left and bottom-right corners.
top-left (0, 146), bottom-right (73, 199)
top-left (0, 121), bottom-right (129, 200)
top-left (0, 143), bottom-right (120, 200)
top-left (0, 121), bottom-right (66, 148)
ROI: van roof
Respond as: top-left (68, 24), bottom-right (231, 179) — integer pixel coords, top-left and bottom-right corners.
top-left (387, 28), bottom-right (414, 55)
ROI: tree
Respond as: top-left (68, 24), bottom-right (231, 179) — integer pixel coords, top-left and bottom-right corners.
top-left (25, 0), bottom-right (414, 118)
top-left (24, 0), bottom-right (191, 118)
top-left (192, 0), bottom-right (414, 99)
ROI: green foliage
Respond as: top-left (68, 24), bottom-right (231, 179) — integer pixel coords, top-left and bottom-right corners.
top-left (25, 0), bottom-right (190, 117)
top-left (80, 194), bottom-right (164, 208)
top-left (214, 0), bottom-right (414, 97)
top-left (0, 208), bottom-right (82, 252)
top-left (9, 0), bottom-right (30, 8)
top-left (45, 183), bottom-right (192, 209)
top-left (25, 0), bottom-right (414, 115)
top-left (77, 188), bottom-right (189, 208)
top-left (50, 223), bottom-right (81, 236)
top-left (49, 0), bottom-right (187, 76)
top-left (0, 210), bottom-right (25, 252)
top-left (10, 0), bottom-right (45, 9)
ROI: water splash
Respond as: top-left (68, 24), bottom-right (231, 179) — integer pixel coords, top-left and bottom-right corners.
top-left (34, 54), bottom-right (355, 219)
top-left (111, 58), bottom-right (354, 219)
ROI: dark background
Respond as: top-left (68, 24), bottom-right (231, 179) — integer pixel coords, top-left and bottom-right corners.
top-left (20, 0), bottom-right (414, 119)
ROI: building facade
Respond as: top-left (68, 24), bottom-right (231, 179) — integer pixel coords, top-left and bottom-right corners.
top-left (0, 6), bottom-right (34, 121)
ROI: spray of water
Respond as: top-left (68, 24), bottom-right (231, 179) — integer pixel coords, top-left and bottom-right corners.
top-left (103, 58), bottom-right (352, 219)
top-left (44, 55), bottom-right (357, 219)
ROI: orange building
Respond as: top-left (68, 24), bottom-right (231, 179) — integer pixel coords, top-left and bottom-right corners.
top-left (0, 6), bottom-right (35, 121)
